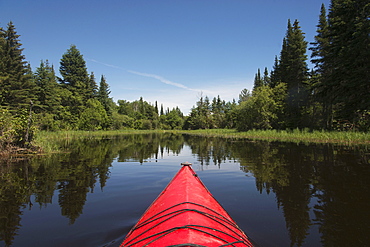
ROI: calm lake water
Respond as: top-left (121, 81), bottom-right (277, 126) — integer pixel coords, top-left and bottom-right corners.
top-left (1, 133), bottom-right (369, 247)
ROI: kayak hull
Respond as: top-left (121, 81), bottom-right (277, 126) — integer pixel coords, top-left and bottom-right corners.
top-left (120, 163), bottom-right (253, 247)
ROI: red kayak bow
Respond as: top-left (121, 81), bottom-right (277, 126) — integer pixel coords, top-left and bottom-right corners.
top-left (120, 162), bottom-right (253, 247)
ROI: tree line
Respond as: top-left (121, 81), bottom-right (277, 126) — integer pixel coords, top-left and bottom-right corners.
top-left (0, 0), bottom-right (369, 149)
top-left (237, 1), bottom-right (369, 132)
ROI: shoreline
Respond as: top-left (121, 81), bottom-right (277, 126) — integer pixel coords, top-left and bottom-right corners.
top-left (31, 129), bottom-right (370, 154)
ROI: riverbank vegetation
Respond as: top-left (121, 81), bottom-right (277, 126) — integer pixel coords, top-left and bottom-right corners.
top-left (179, 129), bottom-right (370, 145)
top-left (32, 129), bottom-right (370, 154)
top-left (1, 0), bottom-right (369, 154)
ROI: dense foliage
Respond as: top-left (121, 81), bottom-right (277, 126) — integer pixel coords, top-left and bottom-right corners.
top-left (0, 0), bottom-right (368, 150)
top-left (247, 0), bottom-right (369, 131)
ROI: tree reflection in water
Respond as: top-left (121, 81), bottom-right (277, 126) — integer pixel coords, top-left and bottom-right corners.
top-left (0, 133), bottom-right (369, 246)
top-left (194, 137), bottom-right (370, 246)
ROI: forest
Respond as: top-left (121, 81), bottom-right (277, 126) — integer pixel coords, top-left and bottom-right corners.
top-left (0, 0), bottom-right (369, 150)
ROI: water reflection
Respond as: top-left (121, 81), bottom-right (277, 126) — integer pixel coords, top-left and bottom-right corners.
top-left (0, 134), bottom-right (369, 246)
top-left (192, 138), bottom-right (370, 246)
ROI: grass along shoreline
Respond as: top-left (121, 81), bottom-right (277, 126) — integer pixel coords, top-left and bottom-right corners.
top-left (33, 129), bottom-right (370, 154)
top-left (33, 130), bottom-right (166, 153)
top-left (177, 129), bottom-right (370, 145)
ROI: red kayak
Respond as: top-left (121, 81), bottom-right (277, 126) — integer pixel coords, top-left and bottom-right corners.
top-left (120, 162), bottom-right (253, 247)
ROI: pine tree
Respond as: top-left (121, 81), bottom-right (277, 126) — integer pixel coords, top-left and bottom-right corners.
top-left (0, 22), bottom-right (35, 109)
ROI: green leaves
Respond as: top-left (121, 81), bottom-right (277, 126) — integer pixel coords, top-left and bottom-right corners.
top-left (236, 85), bottom-right (285, 131)
top-left (78, 99), bottom-right (109, 130)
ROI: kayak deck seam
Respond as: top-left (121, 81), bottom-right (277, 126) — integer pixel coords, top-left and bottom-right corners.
top-left (126, 225), bottom-right (249, 247)
top-left (123, 202), bottom-right (251, 247)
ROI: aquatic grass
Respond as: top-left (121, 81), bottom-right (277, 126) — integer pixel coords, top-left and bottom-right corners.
top-left (33, 130), bottom-right (168, 153)
top-left (177, 129), bottom-right (370, 145)
top-left (34, 129), bottom-right (370, 153)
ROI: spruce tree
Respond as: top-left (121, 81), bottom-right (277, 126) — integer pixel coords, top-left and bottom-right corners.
top-left (276, 19), bottom-right (309, 128)
top-left (87, 72), bottom-right (98, 99)
top-left (269, 56), bottom-right (281, 88)
top-left (160, 104), bottom-right (164, 116)
top-left (253, 68), bottom-right (264, 92)
top-left (263, 67), bottom-right (270, 85)
top-left (34, 60), bottom-right (60, 113)
top-left (59, 45), bottom-right (89, 123)
top-left (326, 0), bottom-right (370, 123)
top-left (310, 4), bottom-right (333, 128)
top-left (0, 22), bottom-right (35, 109)
top-left (310, 4), bottom-right (329, 75)
top-left (59, 45), bottom-right (89, 89)
top-left (155, 101), bottom-right (158, 115)
top-left (97, 75), bottom-right (111, 116)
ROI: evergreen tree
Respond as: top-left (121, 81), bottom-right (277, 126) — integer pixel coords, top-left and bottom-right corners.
top-left (238, 88), bottom-right (251, 103)
top-left (310, 4), bottom-right (332, 129)
top-left (211, 95), bottom-right (227, 128)
top-left (160, 104), bottom-right (164, 116)
top-left (325, 0), bottom-right (370, 123)
top-left (87, 72), bottom-right (98, 99)
top-left (0, 22), bottom-right (35, 109)
top-left (0, 25), bottom-right (5, 69)
top-left (97, 75), bottom-right (111, 116)
top-left (253, 68), bottom-right (264, 92)
top-left (33, 60), bottom-right (61, 113)
top-left (276, 19), bottom-right (309, 128)
top-left (310, 4), bottom-right (329, 76)
top-left (263, 67), bottom-right (271, 86)
top-left (269, 56), bottom-right (281, 88)
top-left (155, 101), bottom-right (158, 115)
top-left (59, 45), bottom-right (89, 90)
top-left (59, 45), bottom-right (89, 126)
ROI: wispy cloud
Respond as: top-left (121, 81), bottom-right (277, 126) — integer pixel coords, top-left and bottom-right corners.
top-left (127, 70), bottom-right (196, 91)
top-left (87, 58), bottom-right (197, 91)
top-left (86, 58), bottom-right (123, 69)
top-left (87, 58), bottom-right (241, 113)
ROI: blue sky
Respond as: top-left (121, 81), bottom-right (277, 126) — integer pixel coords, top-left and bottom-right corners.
top-left (0, 0), bottom-right (330, 114)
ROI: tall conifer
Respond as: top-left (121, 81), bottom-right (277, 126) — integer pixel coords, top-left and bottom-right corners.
top-left (59, 45), bottom-right (89, 89)
top-left (253, 68), bottom-right (264, 92)
top-left (59, 45), bottom-right (89, 122)
top-left (97, 75), bottom-right (111, 116)
top-left (0, 22), bottom-right (35, 109)
top-left (263, 67), bottom-right (270, 85)
top-left (270, 56), bottom-right (281, 88)
top-left (326, 0), bottom-right (370, 122)
top-left (276, 19), bottom-right (309, 128)
top-left (310, 4), bottom-right (333, 128)
top-left (87, 72), bottom-right (98, 99)
top-left (34, 60), bottom-right (60, 113)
